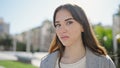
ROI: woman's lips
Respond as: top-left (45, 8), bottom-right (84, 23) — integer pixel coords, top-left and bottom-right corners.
top-left (60, 36), bottom-right (69, 40)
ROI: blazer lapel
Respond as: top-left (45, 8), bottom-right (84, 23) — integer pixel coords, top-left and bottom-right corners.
top-left (45, 51), bottom-right (59, 68)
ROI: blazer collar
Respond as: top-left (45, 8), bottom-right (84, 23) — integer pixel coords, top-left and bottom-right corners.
top-left (45, 48), bottom-right (99, 68)
top-left (45, 51), bottom-right (59, 68)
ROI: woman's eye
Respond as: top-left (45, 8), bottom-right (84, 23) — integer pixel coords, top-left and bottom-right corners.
top-left (66, 21), bottom-right (73, 25)
top-left (55, 24), bottom-right (61, 29)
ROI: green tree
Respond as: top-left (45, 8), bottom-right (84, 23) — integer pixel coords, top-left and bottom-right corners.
top-left (0, 34), bottom-right (13, 50)
top-left (94, 25), bottom-right (113, 54)
top-left (16, 41), bottom-right (26, 51)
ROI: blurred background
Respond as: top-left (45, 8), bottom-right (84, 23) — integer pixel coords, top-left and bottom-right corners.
top-left (0, 0), bottom-right (120, 68)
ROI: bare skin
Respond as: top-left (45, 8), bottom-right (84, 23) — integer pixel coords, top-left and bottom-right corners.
top-left (55, 9), bottom-right (86, 64)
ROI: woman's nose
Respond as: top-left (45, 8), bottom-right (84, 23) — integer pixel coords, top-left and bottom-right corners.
top-left (59, 25), bottom-right (67, 33)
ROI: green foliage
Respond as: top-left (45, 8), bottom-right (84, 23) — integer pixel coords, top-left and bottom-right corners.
top-left (0, 35), bottom-right (12, 45)
top-left (0, 60), bottom-right (38, 68)
top-left (0, 34), bottom-right (27, 51)
top-left (0, 34), bottom-right (13, 50)
top-left (93, 25), bottom-right (113, 54)
top-left (117, 37), bottom-right (120, 67)
top-left (16, 42), bottom-right (26, 51)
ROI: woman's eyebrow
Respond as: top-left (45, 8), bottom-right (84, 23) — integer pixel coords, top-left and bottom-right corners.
top-left (55, 21), bottom-right (59, 24)
top-left (55, 17), bottom-right (73, 24)
top-left (65, 18), bottom-right (74, 21)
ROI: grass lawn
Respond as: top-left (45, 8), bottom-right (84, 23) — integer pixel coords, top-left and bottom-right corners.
top-left (0, 60), bottom-right (38, 68)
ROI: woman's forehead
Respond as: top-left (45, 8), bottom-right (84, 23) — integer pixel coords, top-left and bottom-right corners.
top-left (55, 9), bottom-right (73, 21)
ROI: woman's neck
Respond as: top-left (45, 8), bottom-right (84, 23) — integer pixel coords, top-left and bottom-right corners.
top-left (61, 41), bottom-right (86, 64)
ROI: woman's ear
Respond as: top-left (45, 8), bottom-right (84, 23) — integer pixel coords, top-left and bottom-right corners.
top-left (82, 27), bottom-right (84, 32)
top-left (81, 29), bottom-right (84, 32)
top-left (81, 25), bottom-right (84, 32)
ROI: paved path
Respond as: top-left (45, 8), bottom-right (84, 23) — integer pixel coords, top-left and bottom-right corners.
top-left (0, 51), bottom-right (17, 60)
top-left (0, 51), bottom-right (48, 67)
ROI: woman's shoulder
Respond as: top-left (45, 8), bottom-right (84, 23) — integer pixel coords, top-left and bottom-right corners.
top-left (86, 47), bottom-right (113, 62)
top-left (86, 48), bottom-right (116, 68)
top-left (97, 55), bottom-right (113, 62)
top-left (97, 55), bottom-right (116, 68)
top-left (41, 51), bottom-right (59, 63)
top-left (40, 51), bottom-right (59, 68)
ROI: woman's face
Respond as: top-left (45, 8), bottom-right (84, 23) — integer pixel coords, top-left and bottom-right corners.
top-left (55, 9), bottom-right (84, 47)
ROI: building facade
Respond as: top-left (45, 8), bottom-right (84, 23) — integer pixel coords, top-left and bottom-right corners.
top-left (0, 18), bottom-right (10, 37)
top-left (15, 20), bottom-right (55, 52)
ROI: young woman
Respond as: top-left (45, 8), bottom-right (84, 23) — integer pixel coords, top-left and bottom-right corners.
top-left (40, 4), bottom-right (116, 68)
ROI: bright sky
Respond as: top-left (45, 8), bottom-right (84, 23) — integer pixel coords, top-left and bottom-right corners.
top-left (0, 0), bottom-right (120, 35)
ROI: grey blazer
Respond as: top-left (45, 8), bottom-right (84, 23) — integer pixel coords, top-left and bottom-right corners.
top-left (40, 48), bottom-right (116, 68)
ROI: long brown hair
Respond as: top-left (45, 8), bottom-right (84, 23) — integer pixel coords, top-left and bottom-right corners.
top-left (49, 4), bottom-right (107, 68)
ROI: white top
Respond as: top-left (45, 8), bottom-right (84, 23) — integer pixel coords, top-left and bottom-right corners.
top-left (55, 56), bottom-right (86, 68)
